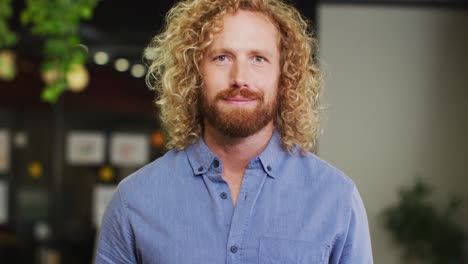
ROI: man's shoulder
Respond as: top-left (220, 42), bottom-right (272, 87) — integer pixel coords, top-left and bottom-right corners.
top-left (287, 151), bottom-right (356, 194)
top-left (116, 148), bottom-right (187, 195)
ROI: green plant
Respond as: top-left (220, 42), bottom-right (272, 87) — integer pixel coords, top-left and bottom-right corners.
top-left (0, 0), bottom-right (17, 80)
top-left (0, 0), bottom-right (17, 48)
top-left (0, 0), bottom-right (98, 101)
top-left (382, 179), bottom-right (466, 264)
top-left (21, 0), bottom-right (98, 102)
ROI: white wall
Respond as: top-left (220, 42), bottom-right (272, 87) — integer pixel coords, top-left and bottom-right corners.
top-left (317, 5), bottom-right (468, 264)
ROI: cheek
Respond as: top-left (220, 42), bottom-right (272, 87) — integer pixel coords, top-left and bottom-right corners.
top-left (204, 75), bottom-right (221, 92)
top-left (261, 73), bottom-right (280, 94)
top-left (201, 77), bottom-right (222, 100)
top-left (205, 70), bottom-right (229, 90)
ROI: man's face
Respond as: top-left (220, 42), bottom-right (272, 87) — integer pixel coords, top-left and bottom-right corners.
top-left (200, 10), bottom-right (281, 138)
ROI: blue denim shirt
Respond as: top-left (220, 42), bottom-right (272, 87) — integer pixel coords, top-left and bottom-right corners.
top-left (96, 132), bottom-right (373, 264)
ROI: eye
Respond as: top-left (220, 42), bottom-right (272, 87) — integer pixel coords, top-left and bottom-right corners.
top-left (215, 55), bottom-right (228, 62)
top-left (253, 56), bottom-right (266, 64)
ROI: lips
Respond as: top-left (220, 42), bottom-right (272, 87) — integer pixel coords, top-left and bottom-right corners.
top-left (222, 97), bottom-right (257, 107)
top-left (224, 96), bottom-right (256, 102)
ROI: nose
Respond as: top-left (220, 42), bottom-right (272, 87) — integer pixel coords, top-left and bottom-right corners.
top-left (230, 60), bottom-right (249, 89)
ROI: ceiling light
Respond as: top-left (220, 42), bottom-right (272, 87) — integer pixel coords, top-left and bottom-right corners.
top-left (114, 58), bottom-right (129, 72)
top-left (131, 64), bottom-right (146, 78)
top-left (94, 51), bottom-right (109, 65)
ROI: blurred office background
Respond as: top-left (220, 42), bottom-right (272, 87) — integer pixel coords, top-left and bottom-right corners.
top-left (0, 0), bottom-right (466, 263)
top-left (318, 2), bottom-right (468, 264)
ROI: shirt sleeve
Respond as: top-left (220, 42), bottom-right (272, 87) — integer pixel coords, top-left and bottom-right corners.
top-left (95, 187), bottom-right (138, 264)
top-left (333, 186), bottom-right (374, 264)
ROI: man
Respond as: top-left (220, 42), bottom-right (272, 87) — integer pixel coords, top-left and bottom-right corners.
top-left (96, 0), bottom-right (373, 263)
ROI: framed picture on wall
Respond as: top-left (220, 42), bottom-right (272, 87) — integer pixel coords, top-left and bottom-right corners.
top-left (0, 129), bottom-right (10, 173)
top-left (66, 131), bottom-right (106, 165)
top-left (110, 133), bottom-right (149, 167)
top-left (0, 180), bottom-right (8, 224)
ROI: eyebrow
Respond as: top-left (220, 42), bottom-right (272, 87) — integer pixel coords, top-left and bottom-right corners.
top-left (207, 48), bottom-right (276, 59)
top-left (206, 48), bottom-right (234, 57)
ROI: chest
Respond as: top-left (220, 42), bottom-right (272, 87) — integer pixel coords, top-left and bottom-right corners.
top-left (223, 170), bottom-right (244, 206)
top-left (128, 174), bottom-right (341, 264)
top-left (132, 207), bottom-right (332, 264)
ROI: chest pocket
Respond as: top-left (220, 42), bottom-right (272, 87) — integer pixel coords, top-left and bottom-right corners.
top-left (258, 237), bottom-right (330, 264)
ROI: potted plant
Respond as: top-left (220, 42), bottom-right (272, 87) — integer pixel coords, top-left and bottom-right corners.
top-left (381, 179), bottom-right (466, 264)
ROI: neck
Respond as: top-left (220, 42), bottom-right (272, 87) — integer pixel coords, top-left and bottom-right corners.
top-left (203, 121), bottom-right (274, 171)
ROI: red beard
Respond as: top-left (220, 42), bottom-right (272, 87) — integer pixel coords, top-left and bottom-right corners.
top-left (200, 87), bottom-right (278, 137)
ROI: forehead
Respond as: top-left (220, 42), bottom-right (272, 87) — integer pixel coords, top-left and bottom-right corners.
top-left (208, 10), bottom-right (280, 53)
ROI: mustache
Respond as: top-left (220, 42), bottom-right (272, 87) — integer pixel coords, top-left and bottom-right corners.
top-left (215, 88), bottom-right (263, 101)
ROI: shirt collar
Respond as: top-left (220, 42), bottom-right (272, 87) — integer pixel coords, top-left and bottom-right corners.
top-left (184, 130), bottom-right (290, 179)
top-left (184, 136), bottom-right (217, 176)
top-left (257, 130), bottom-right (287, 179)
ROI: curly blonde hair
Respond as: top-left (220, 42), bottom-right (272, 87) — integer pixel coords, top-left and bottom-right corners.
top-left (145, 0), bottom-right (322, 153)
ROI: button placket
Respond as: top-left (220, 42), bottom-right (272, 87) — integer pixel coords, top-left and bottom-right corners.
top-left (226, 168), bottom-right (270, 264)
top-left (207, 170), bottom-right (234, 229)
top-left (225, 173), bottom-right (253, 263)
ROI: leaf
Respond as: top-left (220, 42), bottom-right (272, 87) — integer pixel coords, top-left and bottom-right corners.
top-left (15, 0), bottom-right (100, 103)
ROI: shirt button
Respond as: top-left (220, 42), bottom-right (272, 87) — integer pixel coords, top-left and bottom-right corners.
top-left (198, 166), bottom-right (203, 172)
top-left (220, 192), bottom-right (228, 199)
top-left (230, 245), bottom-right (238, 253)
top-left (213, 159), bottom-right (220, 168)
top-left (267, 165), bottom-right (272, 171)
